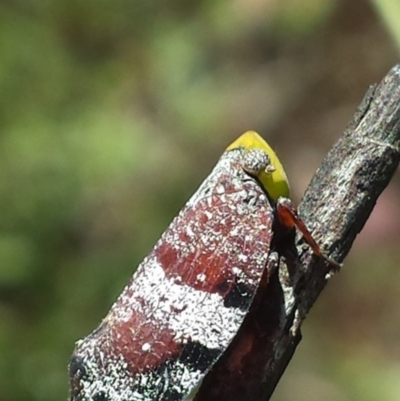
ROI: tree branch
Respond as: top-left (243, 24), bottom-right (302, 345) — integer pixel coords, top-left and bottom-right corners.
top-left (194, 65), bottom-right (400, 401)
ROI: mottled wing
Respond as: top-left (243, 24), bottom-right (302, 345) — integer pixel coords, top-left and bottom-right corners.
top-left (70, 149), bottom-right (274, 401)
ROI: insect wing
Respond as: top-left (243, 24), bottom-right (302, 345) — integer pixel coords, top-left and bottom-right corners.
top-left (70, 149), bottom-right (274, 401)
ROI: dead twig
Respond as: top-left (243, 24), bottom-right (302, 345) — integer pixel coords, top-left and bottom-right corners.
top-left (194, 65), bottom-right (400, 401)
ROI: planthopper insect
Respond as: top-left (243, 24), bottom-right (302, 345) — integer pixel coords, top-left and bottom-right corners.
top-left (69, 131), bottom-right (338, 401)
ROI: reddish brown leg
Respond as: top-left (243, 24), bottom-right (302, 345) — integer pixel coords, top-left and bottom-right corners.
top-left (276, 197), bottom-right (341, 271)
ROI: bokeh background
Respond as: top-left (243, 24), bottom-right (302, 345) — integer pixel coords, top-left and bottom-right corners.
top-left (1, 0), bottom-right (399, 400)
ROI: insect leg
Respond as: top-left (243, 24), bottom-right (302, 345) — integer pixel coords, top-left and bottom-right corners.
top-left (275, 197), bottom-right (340, 271)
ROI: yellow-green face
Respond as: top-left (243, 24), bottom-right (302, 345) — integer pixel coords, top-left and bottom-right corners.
top-left (226, 131), bottom-right (290, 202)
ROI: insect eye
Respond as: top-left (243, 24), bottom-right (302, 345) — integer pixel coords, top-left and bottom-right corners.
top-left (242, 148), bottom-right (275, 177)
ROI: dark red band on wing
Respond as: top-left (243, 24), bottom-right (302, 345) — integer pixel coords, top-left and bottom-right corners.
top-left (155, 178), bottom-right (274, 298)
top-left (69, 150), bottom-right (276, 401)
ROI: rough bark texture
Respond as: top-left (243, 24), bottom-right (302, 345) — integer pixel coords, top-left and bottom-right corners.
top-left (194, 65), bottom-right (400, 401)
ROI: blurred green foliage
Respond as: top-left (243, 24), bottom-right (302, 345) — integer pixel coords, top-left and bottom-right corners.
top-left (372, 0), bottom-right (400, 48)
top-left (1, 1), bottom-right (399, 401)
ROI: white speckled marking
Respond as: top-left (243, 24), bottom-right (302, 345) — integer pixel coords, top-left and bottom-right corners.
top-left (114, 258), bottom-right (247, 349)
top-left (74, 339), bottom-right (204, 401)
top-left (70, 147), bottom-right (275, 401)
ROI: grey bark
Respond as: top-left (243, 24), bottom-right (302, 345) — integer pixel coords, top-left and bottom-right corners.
top-left (195, 65), bottom-right (400, 400)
